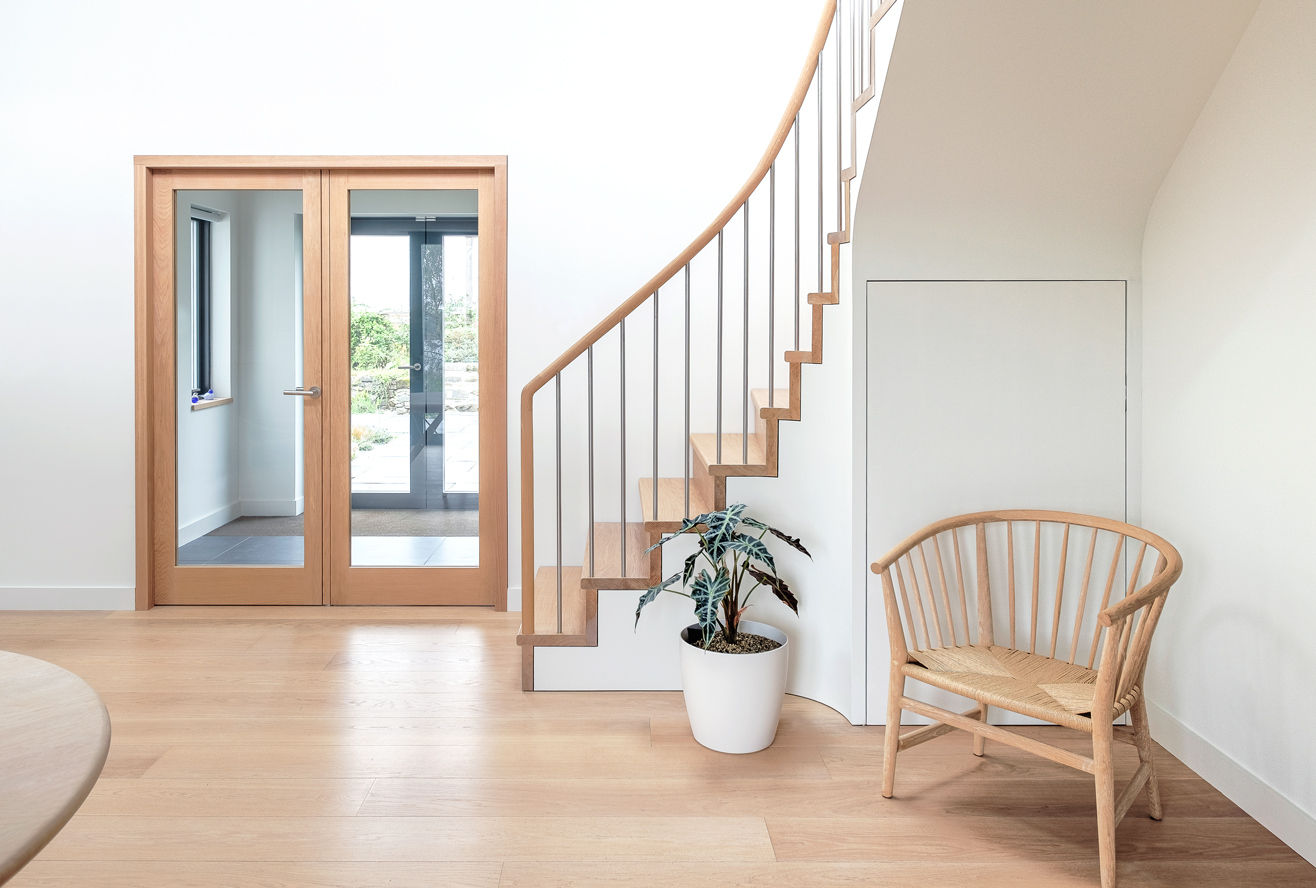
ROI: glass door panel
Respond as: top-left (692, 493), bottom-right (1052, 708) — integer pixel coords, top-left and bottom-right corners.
top-left (346, 190), bottom-right (479, 568)
top-left (174, 188), bottom-right (308, 568)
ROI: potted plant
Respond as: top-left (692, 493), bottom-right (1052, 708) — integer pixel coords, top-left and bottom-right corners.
top-left (636, 503), bottom-right (810, 754)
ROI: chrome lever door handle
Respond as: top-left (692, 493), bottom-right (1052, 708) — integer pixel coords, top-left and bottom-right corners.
top-left (398, 363), bottom-right (422, 371)
top-left (282, 386), bottom-right (321, 398)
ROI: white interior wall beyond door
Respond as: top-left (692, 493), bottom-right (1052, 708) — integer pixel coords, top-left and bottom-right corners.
top-left (864, 280), bottom-right (1126, 724)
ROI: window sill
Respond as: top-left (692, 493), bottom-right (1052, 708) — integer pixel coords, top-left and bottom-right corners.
top-left (190, 397), bottom-right (233, 412)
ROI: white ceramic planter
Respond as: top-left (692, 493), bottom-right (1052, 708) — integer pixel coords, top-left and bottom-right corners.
top-left (679, 620), bottom-right (789, 754)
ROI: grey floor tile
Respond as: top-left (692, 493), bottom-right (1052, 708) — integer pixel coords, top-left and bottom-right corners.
top-left (210, 536), bottom-right (305, 566)
top-left (177, 535), bottom-right (246, 564)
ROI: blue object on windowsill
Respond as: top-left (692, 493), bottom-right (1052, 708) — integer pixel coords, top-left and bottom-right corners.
top-left (191, 395), bottom-right (199, 404)
top-left (203, 389), bottom-right (215, 400)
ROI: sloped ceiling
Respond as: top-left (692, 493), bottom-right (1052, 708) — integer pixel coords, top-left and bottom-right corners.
top-left (853, 0), bottom-right (1259, 277)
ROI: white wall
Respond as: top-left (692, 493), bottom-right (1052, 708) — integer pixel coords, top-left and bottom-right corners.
top-left (849, 0), bottom-right (1257, 723)
top-left (234, 190), bottom-right (305, 517)
top-left (175, 191), bottom-right (240, 544)
top-left (865, 280), bottom-right (1128, 725)
top-left (0, 0), bottom-right (820, 607)
top-left (1141, 0), bottom-right (1316, 862)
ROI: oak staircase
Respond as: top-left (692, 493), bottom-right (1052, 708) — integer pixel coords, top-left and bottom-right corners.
top-left (517, 0), bottom-right (898, 688)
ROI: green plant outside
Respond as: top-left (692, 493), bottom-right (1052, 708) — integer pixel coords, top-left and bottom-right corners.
top-left (350, 304), bottom-right (478, 369)
top-left (350, 390), bottom-right (380, 414)
top-left (349, 308), bottom-right (408, 371)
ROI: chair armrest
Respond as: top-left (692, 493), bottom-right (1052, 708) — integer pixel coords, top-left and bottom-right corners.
top-left (1098, 558), bottom-right (1182, 626)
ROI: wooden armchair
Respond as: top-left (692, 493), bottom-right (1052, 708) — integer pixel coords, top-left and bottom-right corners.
top-left (871, 510), bottom-right (1182, 888)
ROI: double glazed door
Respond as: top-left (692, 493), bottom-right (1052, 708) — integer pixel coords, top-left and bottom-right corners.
top-left (140, 160), bottom-right (507, 607)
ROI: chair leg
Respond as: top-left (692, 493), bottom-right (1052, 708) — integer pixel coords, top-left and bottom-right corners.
top-left (881, 665), bottom-right (904, 799)
top-left (1093, 720), bottom-right (1118, 888)
top-left (973, 703), bottom-right (988, 756)
top-left (1131, 697), bottom-right (1163, 820)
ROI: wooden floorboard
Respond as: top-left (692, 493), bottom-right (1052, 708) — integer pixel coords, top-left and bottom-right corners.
top-left (1, 607), bottom-right (1309, 887)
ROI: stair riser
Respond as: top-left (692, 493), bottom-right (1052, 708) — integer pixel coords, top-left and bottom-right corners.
top-left (690, 458), bottom-right (719, 511)
top-left (701, 432), bottom-right (779, 479)
top-left (581, 523), bottom-right (661, 588)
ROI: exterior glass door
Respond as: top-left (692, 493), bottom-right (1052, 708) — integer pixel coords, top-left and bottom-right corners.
top-left (347, 213), bottom-right (479, 527)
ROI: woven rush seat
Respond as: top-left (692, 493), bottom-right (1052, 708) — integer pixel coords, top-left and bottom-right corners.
top-left (905, 644), bottom-right (1134, 730)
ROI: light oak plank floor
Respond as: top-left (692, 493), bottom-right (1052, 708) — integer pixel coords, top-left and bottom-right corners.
top-left (2, 607), bottom-right (1311, 888)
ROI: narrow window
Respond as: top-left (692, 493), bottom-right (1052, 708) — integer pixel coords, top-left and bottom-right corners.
top-left (191, 215), bottom-right (213, 396)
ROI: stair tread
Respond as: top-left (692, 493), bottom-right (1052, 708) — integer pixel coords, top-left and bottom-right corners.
top-left (531, 566), bottom-right (588, 637)
top-left (638, 477), bottom-right (713, 528)
top-left (690, 432), bottom-right (768, 470)
top-left (751, 388), bottom-right (792, 412)
top-left (582, 522), bottom-right (654, 587)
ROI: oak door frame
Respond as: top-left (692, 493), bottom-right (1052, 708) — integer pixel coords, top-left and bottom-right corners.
top-left (134, 156), bottom-right (509, 611)
top-left (138, 167), bottom-right (325, 607)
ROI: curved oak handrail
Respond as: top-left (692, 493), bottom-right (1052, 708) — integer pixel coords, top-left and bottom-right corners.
top-left (520, 0), bottom-right (838, 404)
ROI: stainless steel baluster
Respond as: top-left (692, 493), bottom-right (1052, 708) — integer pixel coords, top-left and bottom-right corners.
top-left (835, 6), bottom-right (842, 234)
top-left (817, 61), bottom-right (823, 294)
top-left (855, 0), bottom-right (861, 101)
top-left (683, 263), bottom-right (691, 518)
top-left (794, 115), bottom-right (800, 351)
top-left (587, 345), bottom-right (595, 579)
top-left (769, 161), bottom-right (776, 408)
top-left (652, 291), bottom-right (659, 521)
top-left (554, 372), bottom-right (562, 634)
top-left (620, 318), bottom-right (627, 572)
top-left (861, 0), bottom-right (868, 93)
top-left (716, 230), bottom-right (724, 464)
top-left (863, 0), bottom-right (870, 92)
top-left (742, 200), bottom-right (749, 465)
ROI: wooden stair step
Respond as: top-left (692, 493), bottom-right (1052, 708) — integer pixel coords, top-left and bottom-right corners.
top-left (807, 291), bottom-right (839, 305)
top-left (690, 433), bottom-right (771, 477)
top-left (752, 388), bottom-right (792, 414)
top-left (785, 304), bottom-right (827, 365)
top-left (638, 477), bottom-right (714, 531)
top-left (581, 522), bottom-right (656, 590)
top-left (527, 566), bottom-right (590, 640)
top-left (753, 386), bottom-right (798, 422)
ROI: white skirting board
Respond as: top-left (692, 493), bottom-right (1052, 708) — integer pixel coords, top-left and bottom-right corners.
top-left (239, 498), bottom-right (305, 517)
top-left (0, 587), bottom-right (136, 610)
top-left (177, 501), bottom-right (241, 546)
top-left (1147, 700), bottom-right (1316, 866)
